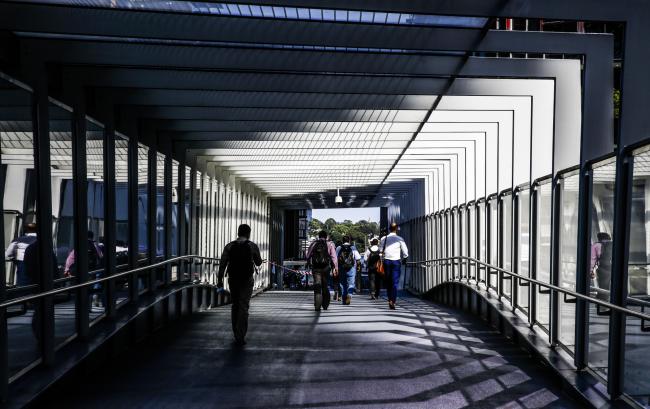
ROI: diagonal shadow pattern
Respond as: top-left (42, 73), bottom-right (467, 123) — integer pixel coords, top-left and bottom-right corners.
top-left (48, 292), bottom-right (580, 409)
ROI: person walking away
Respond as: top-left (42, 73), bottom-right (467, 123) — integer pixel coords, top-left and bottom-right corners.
top-left (23, 237), bottom-right (57, 342)
top-left (380, 222), bottom-right (409, 310)
top-left (364, 238), bottom-right (382, 300)
top-left (5, 223), bottom-right (38, 286)
top-left (306, 230), bottom-right (338, 311)
top-left (336, 236), bottom-right (361, 305)
top-left (590, 232), bottom-right (612, 300)
top-left (217, 224), bottom-right (263, 346)
top-left (332, 240), bottom-right (343, 301)
top-left (63, 231), bottom-right (104, 307)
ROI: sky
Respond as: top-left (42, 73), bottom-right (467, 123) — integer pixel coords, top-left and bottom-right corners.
top-left (312, 207), bottom-right (380, 223)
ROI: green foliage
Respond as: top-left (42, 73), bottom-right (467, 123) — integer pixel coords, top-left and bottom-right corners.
top-left (309, 217), bottom-right (379, 252)
top-left (613, 89), bottom-right (621, 120)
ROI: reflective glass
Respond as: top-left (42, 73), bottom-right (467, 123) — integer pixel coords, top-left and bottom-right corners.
top-left (517, 189), bottom-right (530, 311)
top-left (86, 119), bottom-right (106, 319)
top-left (502, 194), bottom-right (513, 298)
top-left (155, 153), bottom-right (165, 259)
top-left (588, 159), bottom-right (615, 376)
top-left (171, 160), bottom-right (179, 258)
top-left (558, 172), bottom-right (580, 351)
top-left (1, 79), bottom-right (41, 375)
top-left (114, 133), bottom-right (129, 305)
top-left (50, 102), bottom-right (76, 345)
top-left (488, 198), bottom-right (498, 289)
top-left (536, 181), bottom-right (553, 329)
top-left (624, 148), bottom-right (650, 401)
top-left (478, 201), bottom-right (487, 285)
top-left (137, 144), bottom-right (149, 261)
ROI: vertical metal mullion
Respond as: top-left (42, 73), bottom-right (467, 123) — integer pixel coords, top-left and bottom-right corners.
top-left (103, 119), bottom-right (117, 319)
top-left (574, 168), bottom-right (592, 370)
top-left (607, 153), bottom-right (633, 398)
top-left (127, 134), bottom-right (139, 301)
top-left (33, 87), bottom-right (55, 365)
top-left (550, 177), bottom-right (562, 347)
top-left (513, 192), bottom-right (520, 312)
top-left (147, 147), bottom-right (157, 290)
top-left (530, 187), bottom-right (539, 328)
top-left (498, 196), bottom-right (504, 299)
top-left (164, 153), bottom-right (172, 285)
top-left (178, 163), bottom-right (186, 281)
top-left (72, 100), bottom-right (89, 336)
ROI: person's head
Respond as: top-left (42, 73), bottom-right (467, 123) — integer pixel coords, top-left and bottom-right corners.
top-left (238, 224), bottom-right (251, 239)
top-left (87, 231), bottom-right (95, 240)
top-left (318, 230), bottom-right (328, 239)
top-left (342, 235), bottom-right (351, 243)
top-left (25, 223), bottom-right (37, 234)
top-left (597, 232), bottom-right (611, 242)
top-left (390, 222), bottom-right (398, 233)
top-left (371, 238), bottom-right (379, 246)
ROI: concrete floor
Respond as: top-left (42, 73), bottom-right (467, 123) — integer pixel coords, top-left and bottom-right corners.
top-left (49, 292), bottom-right (580, 408)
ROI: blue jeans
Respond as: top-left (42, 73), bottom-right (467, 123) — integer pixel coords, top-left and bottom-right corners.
top-left (384, 260), bottom-right (402, 303)
top-left (340, 267), bottom-right (356, 302)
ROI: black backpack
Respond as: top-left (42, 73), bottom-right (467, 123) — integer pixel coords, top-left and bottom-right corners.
top-left (338, 245), bottom-right (355, 271)
top-left (367, 248), bottom-right (381, 268)
top-left (88, 240), bottom-right (100, 270)
top-left (311, 240), bottom-right (330, 269)
top-left (227, 240), bottom-right (254, 281)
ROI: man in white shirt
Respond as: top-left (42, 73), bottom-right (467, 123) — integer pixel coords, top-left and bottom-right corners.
top-left (379, 222), bottom-right (409, 310)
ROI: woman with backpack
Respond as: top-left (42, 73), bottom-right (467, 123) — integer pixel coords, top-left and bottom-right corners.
top-left (336, 235), bottom-right (362, 305)
top-left (364, 238), bottom-right (383, 300)
top-left (306, 230), bottom-right (338, 311)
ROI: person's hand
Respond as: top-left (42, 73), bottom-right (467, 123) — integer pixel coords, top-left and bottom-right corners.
top-left (590, 270), bottom-right (596, 279)
top-left (401, 258), bottom-right (408, 265)
top-left (333, 269), bottom-right (338, 277)
top-left (63, 271), bottom-right (72, 278)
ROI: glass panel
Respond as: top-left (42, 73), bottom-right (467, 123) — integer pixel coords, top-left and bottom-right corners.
top-left (137, 144), bottom-right (149, 261)
top-left (1, 79), bottom-right (41, 375)
top-left (184, 166), bottom-right (191, 258)
top-left (478, 202), bottom-right (487, 285)
top-left (558, 172), bottom-right (580, 351)
top-left (588, 158), bottom-right (615, 377)
top-left (517, 189), bottom-right (531, 312)
top-left (453, 209), bottom-right (460, 279)
top-left (86, 119), bottom-right (106, 319)
top-left (50, 102), bottom-right (76, 346)
top-left (171, 160), bottom-right (179, 258)
top-left (155, 153), bottom-right (165, 259)
top-left (488, 197), bottom-right (498, 289)
top-left (459, 207), bottom-right (466, 278)
top-left (624, 148), bottom-right (650, 402)
top-left (469, 206), bottom-right (476, 280)
top-left (536, 181), bottom-right (553, 329)
top-left (114, 133), bottom-right (129, 306)
top-left (502, 194), bottom-right (513, 298)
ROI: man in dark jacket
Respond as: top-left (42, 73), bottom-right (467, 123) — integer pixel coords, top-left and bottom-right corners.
top-left (306, 230), bottom-right (338, 311)
top-left (217, 224), bottom-right (263, 346)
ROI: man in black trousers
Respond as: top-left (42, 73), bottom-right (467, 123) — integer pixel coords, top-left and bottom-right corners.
top-left (217, 224), bottom-right (263, 346)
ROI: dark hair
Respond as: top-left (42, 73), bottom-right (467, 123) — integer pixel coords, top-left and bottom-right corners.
top-left (87, 231), bottom-right (95, 240)
top-left (390, 222), bottom-right (398, 232)
top-left (238, 224), bottom-right (252, 239)
top-left (371, 238), bottom-right (379, 245)
top-left (342, 235), bottom-right (351, 243)
top-left (597, 232), bottom-right (611, 242)
top-left (318, 230), bottom-right (328, 239)
top-left (25, 223), bottom-right (37, 233)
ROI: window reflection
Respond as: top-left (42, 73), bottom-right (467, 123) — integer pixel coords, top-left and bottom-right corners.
top-left (86, 119), bottom-right (106, 317)
top-left (1, 78), bottom-right (41, 376)
top-left (588, 158), bottom-right (615, 376)
top-left (171, 160), bottom-right (179, 257)
top-left (558, 172), bottom-right (580, 351)
top-left (624, 147), bottom-right (650, 401)
top-left (517, 189), bottom-right (530, 311)
top-left (137, 143), bottom-right (148, 261)
top-left (156, 153), bottom-right (165, 258)
top-left (535, 181), bottom-right (552, 329)
top-left (114, 133), bottom-right (129, 305)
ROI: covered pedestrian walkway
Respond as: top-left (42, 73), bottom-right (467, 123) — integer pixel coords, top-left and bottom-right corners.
top-left (1, 0), bottom-right (650, 408)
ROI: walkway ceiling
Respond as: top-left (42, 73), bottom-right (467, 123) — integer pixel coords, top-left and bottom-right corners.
top-left (0, 1), bottom-right (613, 210)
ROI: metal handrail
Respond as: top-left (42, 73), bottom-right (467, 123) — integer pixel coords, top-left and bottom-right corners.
top-left (407, 256), bottom-right (650, 322)
top-left (0, 255), bottom-right (219, 310)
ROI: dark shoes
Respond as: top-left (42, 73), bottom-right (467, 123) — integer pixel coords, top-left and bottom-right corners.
top-left (345, 295), bottom-right (351, 305)
top-left (234, 338), bottom-right (247, 346)
top-left (388, 301), bottom-right (396, 310)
